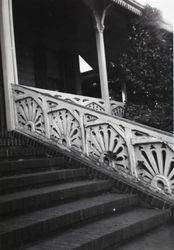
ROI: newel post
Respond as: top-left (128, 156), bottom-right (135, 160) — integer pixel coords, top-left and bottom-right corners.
top-left (0, 0), bottom-right (18, 130)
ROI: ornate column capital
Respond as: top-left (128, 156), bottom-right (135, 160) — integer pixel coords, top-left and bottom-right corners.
top-left (82, 0), bottom-right (113, 33)
top-left (93, 9), bottom-right (105, 33)
top-left (93, 3), bottom-right (113, 33)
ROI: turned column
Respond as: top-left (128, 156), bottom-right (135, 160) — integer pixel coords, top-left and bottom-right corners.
top-left (94, 8), bottom-right (111, 113)
top-left (83, 0), bottom-right (111, 114)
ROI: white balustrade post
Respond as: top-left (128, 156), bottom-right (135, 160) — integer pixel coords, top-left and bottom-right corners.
top-left (42, 97), bottom-right (50, 139)
top-left (125, 127), bottom-right (137, 177)
top-left (0, 0), bottom-right (18, 130)
top-left (79, 112), bottom-right (86, 155)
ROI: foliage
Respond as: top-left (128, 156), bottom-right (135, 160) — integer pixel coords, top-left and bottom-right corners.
top-left (110, 5), bottom-right (173, 132)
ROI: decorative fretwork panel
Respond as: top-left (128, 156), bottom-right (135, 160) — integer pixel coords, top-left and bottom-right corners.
top-left (135, 143), bottom-right (174, 194)
top-left (86, 124), bottom-right (129, 172)
top-left (110, 101), bottom-right (126, 118)
top-left (27, 87), bottom-right (125, 117)
top-left (111, 106), bottom-right (125, 117)
top-left (16, 97), bottom-right (45, 135)
top-left (12, 84), bottom-right (174, 197)
top-left (86, 102), bottom-right (104, 112)
top-left (49, 109), bottom-right (83, 151)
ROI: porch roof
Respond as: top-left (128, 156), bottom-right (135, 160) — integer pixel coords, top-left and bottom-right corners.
top-left (112, 0), bottom-right (143, 15)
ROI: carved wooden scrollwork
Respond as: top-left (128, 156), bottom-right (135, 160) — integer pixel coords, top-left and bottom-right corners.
top-left (86, 102), bottom-right (105, 112)
top-left (16, 97), bottom-right (45, 135)
top-left (135, 143), bottom-right (174, 194)
top-left (112, 106), bottom-right (125, 117)
top-left (49, 109), bottom-right (83, 151)
top-left (86, 124), bottom-right (129, 172)
top-left (12, 85), bottom-right (174, 197)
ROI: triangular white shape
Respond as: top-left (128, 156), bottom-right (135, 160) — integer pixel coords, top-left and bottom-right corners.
top-left (79, 55), bottom-right (93, 73)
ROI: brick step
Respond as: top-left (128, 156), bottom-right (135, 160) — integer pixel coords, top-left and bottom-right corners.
top-left (0, 180), bottom-right (111, 216)
top-left (23, 208), bottom-right (170, 250)
top-left (0, 168), bottom-right (87, 194)
top-left (0, 193), bottom-right (138, 250)
top-left (0, 138), bottom-right (26, 146)
top-left (0, 157), bottom-right (67, 176)
top-left (0, 147), bottom-right (47, 159)
top-left (0, 131), bottom-right (14, 138)
top-left (109, 224), bottom-right (174, 250)
top-left (0, 136), bottom-right (27, 147)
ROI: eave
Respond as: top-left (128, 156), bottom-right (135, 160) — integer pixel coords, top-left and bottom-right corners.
top-left (112, 0), bottom-right (143, 15)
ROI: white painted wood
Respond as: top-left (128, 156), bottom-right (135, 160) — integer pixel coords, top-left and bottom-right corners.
top-left (121, 81), bottom-right (127, 103)
top-left (12, 84), bottom-right (174, 195)
top-left (125, 128), bottom-right (137, 176)
top-left (27, 86), bottom-right (125, 117)
top-left (95, 28), bottom-right (111, 114)
top-left (0, 0), bottom-right (18, 130)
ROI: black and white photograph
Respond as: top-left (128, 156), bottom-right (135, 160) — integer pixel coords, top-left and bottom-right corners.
top-left (0, 0), bottom-right (173, 249)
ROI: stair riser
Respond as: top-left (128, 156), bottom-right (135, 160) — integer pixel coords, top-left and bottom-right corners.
top-left (0, 182), bottom-right (111, 216)
top-left (0, 169), bottom-right (87, 193)
top-left (0, 158), bottom-right (66, 176)
top-left (74, 212), bottom-right (170, 250)
top-left (0, 197), bottom-right (138, 250)
top-left (0, 147), bottom-right (46, 159)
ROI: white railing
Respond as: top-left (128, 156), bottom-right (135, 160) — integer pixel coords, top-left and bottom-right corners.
top-left (27, 86), bottom-right (125, 118)
top-left (12, 84), bottom-right (174, 196)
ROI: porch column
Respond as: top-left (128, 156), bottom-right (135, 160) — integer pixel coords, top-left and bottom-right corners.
top-left (82, 0), bottom-right (111, 113)
top-left (0, 0), bottom-right (18, 130)
top-left (93, 9), bottom-right (111, 114)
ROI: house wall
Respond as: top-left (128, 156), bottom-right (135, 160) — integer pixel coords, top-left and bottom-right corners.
top-left (16, 42), bottom-right (35, 87)
top-left (12, 0), bottom-right (135, 98)
top-left (14, 28), bottom-right (80, 93)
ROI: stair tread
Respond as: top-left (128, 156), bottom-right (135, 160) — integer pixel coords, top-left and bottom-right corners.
top-left (23, 208), bottom-right (170, 250)
top-left (0, 193), bottom-right (136, 234)
top-left (0, 180), bottom-right (110, 202)
top-left (0, 157), bottom-right (65, 169)
top-left (114, 224), bottom-right (174, 250)
top-left (0, 168), bottom-right (86, 181)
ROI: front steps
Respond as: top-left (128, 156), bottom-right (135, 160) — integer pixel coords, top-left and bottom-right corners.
top-left (113, 224), bottom-right (174, 250)
top-left (0, 131), bottom-right (60, 160)
top-left (24, 208), bottom-right (170, 250)
top-left (0, 156), bottom-right (172, 250)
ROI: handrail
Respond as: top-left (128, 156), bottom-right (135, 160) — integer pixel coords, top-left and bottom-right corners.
top-left (12, 84), bottom-right (174, 196)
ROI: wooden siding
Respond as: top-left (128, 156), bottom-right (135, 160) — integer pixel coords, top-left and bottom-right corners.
top-left (16, 43), bottom-right (35, 87)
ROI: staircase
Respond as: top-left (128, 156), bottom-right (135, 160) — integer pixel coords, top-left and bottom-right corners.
top-left (0, 138), bottom-right (172, 250)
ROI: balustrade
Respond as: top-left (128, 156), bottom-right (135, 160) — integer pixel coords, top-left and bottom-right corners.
top-left (27, 86), bottom-right (125, 118)
top-left (12, 84), bottom-right (174, 196)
